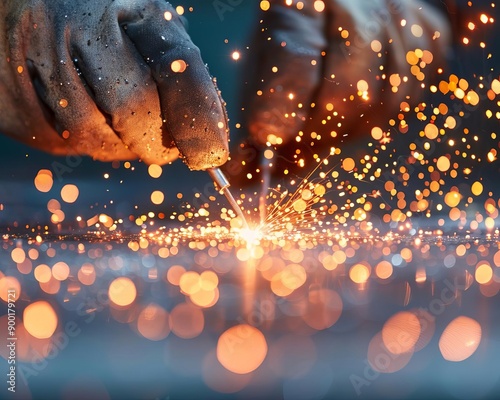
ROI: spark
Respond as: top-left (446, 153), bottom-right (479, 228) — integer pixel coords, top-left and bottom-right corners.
top-left (231, 51), bottom-right (240, 61)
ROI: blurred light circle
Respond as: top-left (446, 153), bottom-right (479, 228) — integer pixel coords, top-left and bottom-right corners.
top-left (169, 303), bottom-right (204, 339)
top-left (368, 331), bottom-right (413, 373)
top-left (217, 324), bottom-right (267, 374)
top-left (60, 184), bottom-right (79, 203)
top-left (382, 311), bottom-right (421, 355)
top-left (52, 261), bottom-right (70, 281)
top-left (412, 309), bottom-right (436, 352)
top-left (0, 276), bottom-right (21, 301)
top-left (439, 316), bottom-right (481, 362)
top-left (137, 303), bottom-right (170, 341)
top-left (11, 247), bottom-right (26, 263)
top-left (108, 277), bottom-right (137, 307)
top-left (302, 288), bottom-right (343, 330)
top-left (23, 301), bottom-right (58, 339)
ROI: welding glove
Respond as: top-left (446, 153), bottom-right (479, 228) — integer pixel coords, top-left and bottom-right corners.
top-left (0, 0), bottom-right (229, 170)
top-left (242, 0), bottom-right (451, 159)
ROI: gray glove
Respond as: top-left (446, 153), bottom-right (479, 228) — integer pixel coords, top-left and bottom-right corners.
top-left (0, 0), bottom-right (229, 170)
top-left (246, 0), bottom-right (451, 147)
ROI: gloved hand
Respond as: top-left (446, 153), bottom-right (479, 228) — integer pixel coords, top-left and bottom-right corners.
top-left (234, 0), bottom-right (451, 179)
top-left (0, 0), bottom-right (229, 170)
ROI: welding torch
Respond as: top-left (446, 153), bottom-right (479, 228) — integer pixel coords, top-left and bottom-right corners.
top-left (207, 168), bottom-right (249, 230)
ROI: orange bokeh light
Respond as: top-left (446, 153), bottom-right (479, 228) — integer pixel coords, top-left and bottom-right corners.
top-left (217, 324), bottom-right (267, 374)
top-left (108, 277), bottom-right (137, 307)
top-left (137, 303), bottom-right (170, 341)
top-left (439, 316), bottom-right (482, 362)
top-left (0, 276), bottom-right (21, 302)
top-left (60, 184), bottom-right (79, 203)
top-left (169, 303), bottom-right (204, 339)
top-left (23, 301), bottom-right (58, 339)
top-left (382, 312), bottom-right (421, 355)
top-left (34, 169), bottom-right (53, 192)
top-left (52, 261), bottom-right (70, 281)
top-left (302, 288), bottom-right (343, 330)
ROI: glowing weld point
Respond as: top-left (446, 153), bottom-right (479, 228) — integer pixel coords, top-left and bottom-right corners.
top-left (238, 227), bottom-right (263, 244)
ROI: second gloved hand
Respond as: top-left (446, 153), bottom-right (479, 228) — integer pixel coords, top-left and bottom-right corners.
top-left (0, 0), bottom-right (229, 170)
top-left (245, 0), bottom-right (451, 147)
